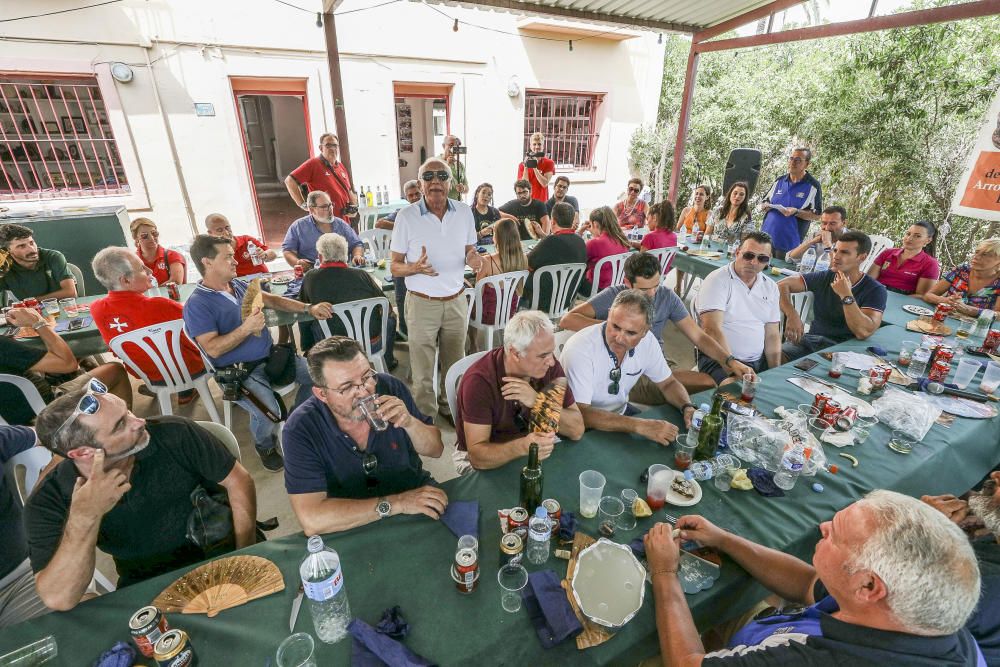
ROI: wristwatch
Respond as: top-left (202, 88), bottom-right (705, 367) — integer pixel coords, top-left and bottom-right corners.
top-left (31, 320), bottom-right (48, 331)
top-left (375, 497), bottom-right (391, 520)
top-left (302, 303), bottom-right (312, 315)
top-left (841, 296), bottom-right (856, 306)
top-left (723, 354), bottom-right (736, 368)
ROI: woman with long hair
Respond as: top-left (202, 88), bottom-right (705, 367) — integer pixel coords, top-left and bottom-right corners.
top-left (637, 201), bottom-right (678, 251)
top-left (584, 206), bottom-right (630, 292)
top-left (868, 221), bottom-right (940, 295)
top-left (471, 182), bottom-right (516, 242)
top-left (706, 181), bottom-right (755, 245)
top-left (130, 217), bottom-right (186, 286)
top-left (674, 184), bottom-right (712, 296)
top-left (473, 218), bottom-right (528, 330)
top-left (923, 237), bottom-right (1000, 315)
top-left (614, 177), bottom-right (647, 230)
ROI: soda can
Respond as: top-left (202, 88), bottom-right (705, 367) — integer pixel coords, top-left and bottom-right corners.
top-left (541, 499), bottom-right (561, 525)
top-left (834, 406), bottom-right (858, 432)
top-left (129, 605), bottom-right (169, 658)
top-left (165, 282), bottom-right (180, 302)
top-left (453, 547), bottom-right (479, 594)
top-left (812, 392), bottom-right (831, 416)
top-left (500, 532), bottom-right (524, 566)
top-left (153, 629), bottom-right (196, 667)
top-left (508, 507), bottom-right (529, 537)
top-left (933, 303), bottom-right (952, 322)
top-left (985, 330), bottom-right (1000, 354)
top-left (928, 359), bottom-right (950, 383)
top-left (868, 365), bottom-right (891, 389)
top-left (293, 265), bottom-right (304, 279)
top-left (820, 399), bottom-right (841, 427)
top-left (935, 346), bottom-right (955, 365)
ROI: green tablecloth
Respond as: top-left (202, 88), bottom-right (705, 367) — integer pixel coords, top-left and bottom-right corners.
top-left (4, 322), bottom-right (998, 664)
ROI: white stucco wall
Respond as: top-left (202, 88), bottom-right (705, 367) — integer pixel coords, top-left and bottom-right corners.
top-left (0, 0), bottom-right (667, 247)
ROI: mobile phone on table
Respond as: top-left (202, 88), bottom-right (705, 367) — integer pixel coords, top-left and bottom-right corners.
top-left (67, 318), bottom-right (86, 331)
top-left (793, 357), bottom-right (819, 372)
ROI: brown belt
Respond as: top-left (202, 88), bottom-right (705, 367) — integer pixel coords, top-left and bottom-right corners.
top-left (408, 288), bottom-right (465, 302)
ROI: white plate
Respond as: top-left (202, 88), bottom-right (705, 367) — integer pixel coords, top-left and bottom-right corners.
top-left (270, 276), bottom-right (292, 285)
top-left (665, 470), bottom-right (702, 507)
top-left (902, 304), bottom-right (933, 317)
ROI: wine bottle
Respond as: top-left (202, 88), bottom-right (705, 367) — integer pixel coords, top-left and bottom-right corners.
top-left (519, 442), bottom-right (543, 512)
top-left (695, 392), bottom-right (725, 460)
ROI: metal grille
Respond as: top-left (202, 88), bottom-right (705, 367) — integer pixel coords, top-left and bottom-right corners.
top-left (0, 75), bottom-right (129, 200)
top-left (523, 91), bottom-right (602, 171)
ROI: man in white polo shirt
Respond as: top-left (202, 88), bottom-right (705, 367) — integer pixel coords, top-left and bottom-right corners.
top-left (560, 290), bottom-right (695, 446)
top-left (695, 231), bottom-right (782, 384)
top-left (390, 157), bottom-right (483, 419)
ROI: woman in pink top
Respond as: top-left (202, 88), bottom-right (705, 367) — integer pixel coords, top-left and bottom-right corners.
top-left (583, 206), bottom-right (631, 291)
top-left (638, 201), bottom-right (678, 251)
top-left (867, 221), bottom-right (940, 295)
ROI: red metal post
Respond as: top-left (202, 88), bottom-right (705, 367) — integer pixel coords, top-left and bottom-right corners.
top-left (668, 42), bottom-right (698, 203)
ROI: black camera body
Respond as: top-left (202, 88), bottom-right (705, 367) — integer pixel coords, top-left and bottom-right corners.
top-left (342, 203), bottom-right (359, 216)
top-left (216, 365), bottom-right (249, 402)
top-left (524, 151), bottom-right (545, 169)
top-left (451, 145), bottom-right (468, 155)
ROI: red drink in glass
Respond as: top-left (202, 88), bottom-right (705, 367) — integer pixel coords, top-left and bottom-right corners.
top-left (646, 491), bottom-right (666, 511)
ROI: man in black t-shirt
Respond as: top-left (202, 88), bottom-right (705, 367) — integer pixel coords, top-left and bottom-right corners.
top-left (499, 179), bottom-right (550, 240)
top-left (522, 202), bottom-right (586, 310)
top-left (545, 176), bottom-right (580, 227)
top-left (25, 390), bottom-right (257, 610)
top-left (645, 490), bottom-right (985, 666)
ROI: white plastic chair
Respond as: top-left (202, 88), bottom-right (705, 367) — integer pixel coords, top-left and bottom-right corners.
top-left (588, 252), bottom-right (632, 299)
top-left (109, 320), bottom-right (222, 424)
top-left (783, 291), bottom-right (815, 336)
top-left (66, 262), bottom-right (86, 297)
top-left (553, 328), bottom-right (576, 361)
top-left (469, 270), bottom-right (528, 351)
top-left (645, 247), bottom-right (678, 283)
top-left (316, 297), bottom-right (391, 373)
top-left (195, 421), bottom-right (241, 462)
top-left (444, 351), bottom-right (489, 476)
top-left (861, 234), bottom-right (894, 273)
top-left (0, 374), bottom-right (47, 426)
top-left (360, 229), bottom-right (392, 261)
top-left (528, 263), bottom-right (585, 321)
top-left (358, 207), bottom-right (379, 233)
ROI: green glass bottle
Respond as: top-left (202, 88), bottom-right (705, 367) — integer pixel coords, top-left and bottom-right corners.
top-left (520, 442), bottom-right (543, 511)
top-left (695, 393), bottom-right (725, 460)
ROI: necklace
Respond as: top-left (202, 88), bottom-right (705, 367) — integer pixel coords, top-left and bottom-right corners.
top-left (621, 197), bottom-right (640, 217)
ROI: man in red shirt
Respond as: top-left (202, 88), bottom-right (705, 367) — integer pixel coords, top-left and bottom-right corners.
top-left (90, 247), bottom-right (205, 404)
top-left (205, 213), bottom-right (277, 277)
top-left (517, 131), bottom-right (556, 203)
top-left (284, 132), bottom-right (359, 222)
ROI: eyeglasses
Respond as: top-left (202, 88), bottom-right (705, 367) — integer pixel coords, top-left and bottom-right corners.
top-left (788, 156), bottom-right (805, 163)
top-left (628, 187), bottom-right (641, 193)
top-left (420, 170), bottom-right (451, 182)
top-left (311, 203), bottom-right (333, 210)
top-left (55, 378), bottom-right (109, 439)
top-left (322, 143), bottom-right (340, 149)
top-left (741, 251), bottom-right (771, 264)
top-left (333, 369), bottom-right (377, 397)
top-left (362, 452), bottom-right (379, 489)
top-left (608, 367), bottom-right (622, 395)
top-left (138, 231), bottom-right (159, 240)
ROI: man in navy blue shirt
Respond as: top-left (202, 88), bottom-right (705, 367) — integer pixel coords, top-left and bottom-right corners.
top-left (761, 148), bottom-right (822, 258)
top-left (282, 190), bottom-right (365, 272)
top-left (778, 231), bottom-right (886, 361)
top-left (282, 337), bottom-right (446, 535)
top-left (645, 490), bottom-right (985, 666)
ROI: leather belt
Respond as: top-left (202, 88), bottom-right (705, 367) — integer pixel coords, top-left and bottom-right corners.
top-left (408, 288), bottom-right (465, 302)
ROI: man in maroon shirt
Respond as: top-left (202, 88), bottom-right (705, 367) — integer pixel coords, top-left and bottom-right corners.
top-left (284, 132), bottom-right (360, 221)
top-left (205, 213), bottom-right (277, 277)
top-left (455, 310), bottom-right (584, 473)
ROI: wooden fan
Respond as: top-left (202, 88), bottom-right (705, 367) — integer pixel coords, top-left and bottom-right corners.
top-left (241, 278), bottom-right (264, 321)
top-left (529, 377), bottom-right (567, 434)
top-left (152, 555), bottom-right (285, 617)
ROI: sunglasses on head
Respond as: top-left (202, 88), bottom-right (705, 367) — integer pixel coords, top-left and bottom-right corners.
top-left (741, 251), bottom-right (770, 264)
top-left (608, 367), bottom-right (622, 395)
top-left (55, 378), bottom-right (108, 439)
top-left (420, 170), bottom-right (451, 182)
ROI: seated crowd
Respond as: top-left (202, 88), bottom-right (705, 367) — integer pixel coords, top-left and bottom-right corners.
top-left (1, 137), bottom-right (999, 667)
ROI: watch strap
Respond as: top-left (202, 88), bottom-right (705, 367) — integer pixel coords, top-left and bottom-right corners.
top-left (31, 320), bottom-right (49, 331)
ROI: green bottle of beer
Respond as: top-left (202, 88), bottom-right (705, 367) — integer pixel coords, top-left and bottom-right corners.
top-left (520, 442), bottom-right (543, 512)
top-left (695, 393), bottom-right (725, 460)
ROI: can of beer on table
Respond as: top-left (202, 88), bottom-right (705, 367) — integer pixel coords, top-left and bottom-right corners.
top-left (812, 392), bottom-right (831, 416)
top-left (500, 532), bottom-right (524, 565)
top-left (928, 359), bottom-right (950, 383)
top-left (453, 547), bottom-right (479, 594)
top-left (153, 628), bottom-right (196, 667)
top-left (508, 507), bottom-right (529, 540)
top-left (129, 605), bottom-right (169, 658)
top-left (293, 265), bottom-right (304, 280)
top-left (835, 406), bottom-right (858, 432)
top-left (820, 399), bottom-right (841, 426)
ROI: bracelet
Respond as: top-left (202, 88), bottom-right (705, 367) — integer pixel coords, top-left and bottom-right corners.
top-left (31, 320), bottom-right (49, 331)
top-left (650, 568), bottom-right (678, 579)
top-left (681, 402), bottom-right (696, 413)
top-left (723, 354), bottom-right (736, 368)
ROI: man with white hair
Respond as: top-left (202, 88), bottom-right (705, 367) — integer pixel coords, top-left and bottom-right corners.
top-left (390, 157), bottom-right (483, 420)
top-left (455, 310), bottom-right (584, 472)
top-left (645, 489), bottom-right (985, 665)
top-left (282, 190), bottom-right (365, 273)
top-left (298, 233), bottom-right (397, 369)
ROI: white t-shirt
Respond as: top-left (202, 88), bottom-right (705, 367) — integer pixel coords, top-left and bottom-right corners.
top-left (390, 198), bottom-right (477, 296)
top-left (560, 323), bottom-right (671, 414)
top-left (694, 263), bottom-right (780, 362)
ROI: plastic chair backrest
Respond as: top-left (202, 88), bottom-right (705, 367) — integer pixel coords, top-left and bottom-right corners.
top-left (358, 207), bottom-right (379, 233)
top-left (791, 291), bottom-right (814, 323)
top-left (109, 319), bottom-right (200, 390)
top-left (316, 297), bottom-right (391, 367)
top-left (0, 374), bottom-right (47, 426)
top-left (553, 329), bottom-right (576, 361)
top-left (645, 247), bottom-right (678, 277)
top-left (862, 234), bottom-right (894, 273)
top-left (589, 252), bottom-right (632, 299)
top-left (66, 262), bottom-right (86, 297)
top-left (360, 229), bottom-right (392, 261)
top-left (195, 421), bottom-right (242, 462)
top-left (528, 263), bottom-right (585, 320)
top-left (445, 351), bottom-right (489, 421)
top-left (470, 270), bottom-right (528, 330)
top-left (7, 446), bottom-right (54, 505)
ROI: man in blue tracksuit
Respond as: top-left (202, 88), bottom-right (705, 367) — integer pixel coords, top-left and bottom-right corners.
top-left (761, 147), bottom-right (822, 259)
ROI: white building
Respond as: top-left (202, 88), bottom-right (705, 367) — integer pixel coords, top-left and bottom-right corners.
top-left (0, 0), bottom-right (666, 247)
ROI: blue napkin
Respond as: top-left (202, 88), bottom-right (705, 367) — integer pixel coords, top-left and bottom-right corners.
top-left (349, 618), bottom-right (436, 667)
top-left (375, 605), bottom-right (409, 640)
top-left (282, 277), bottom-right (303, 299)
top-left (558, 511), bottom-right (577, 542)
top-left (519, 570), bottom-right (583, 649)
top-left (91, 641), bottom-right (135, 667)
top-left (629, 537), bottom-right (645, 559)
top-left (439, 500), bottom-right (478, 538)
top-left (748, 467), bottom-right (785, 497)
top-left (866, 345), bottom-right (888, 357)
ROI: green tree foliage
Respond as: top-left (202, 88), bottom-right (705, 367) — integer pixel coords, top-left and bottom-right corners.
top-left (631, 7), bottom-right (1000, 264)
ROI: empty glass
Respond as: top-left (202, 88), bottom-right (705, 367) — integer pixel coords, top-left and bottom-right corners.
top-left (852, 415), bottom-right (878, 444)
top-left (888, 429), bottom-right (916, 454)
top-left (618, 489), bottom-right (638, 530)
top-left (597, 496), bottom-right (625, 537)
top-left (952, 358), bottom-right (981, 390)
top-left (457, 534), bottom-right (478, 554)
top-left (578, 470), bottom-right (606, 519)
top-left (498, 563), bottom-right (529, 613)
top-left (0, 636), bottom-right (57, 666)
top-left (276, 633), bottom-right (316, 667)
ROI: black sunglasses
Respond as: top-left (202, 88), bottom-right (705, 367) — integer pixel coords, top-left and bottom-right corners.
top-left (513, 403), bottom-right (529, 432)
top-left (628, 187), bottom-right (641, 193)
top-left (420, 170), bottom-right (451, 182)
top-left (741, 251), bottom-right (770, 264)
top-left (608, 367), bottom-right (622, 395)
top-left (363, 452), bottom-right (379, 489)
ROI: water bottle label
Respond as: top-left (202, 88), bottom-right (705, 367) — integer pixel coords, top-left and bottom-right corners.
top-left (303, 567), bottom-right (344, 601)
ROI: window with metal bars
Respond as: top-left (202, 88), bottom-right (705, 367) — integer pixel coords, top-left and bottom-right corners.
top-left (523, 91), bottom-right (603, 171)
top-left (0, 75), bottom-right (129, 201)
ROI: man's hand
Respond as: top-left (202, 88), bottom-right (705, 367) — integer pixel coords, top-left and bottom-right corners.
top-left (501, 377), bottom-right (538, 409)
top-left (378, 395), bottom-right (415, 430)
top-left (530, 220), bottom-right (544, 238)
top-left (310, 302), bottom-right (333, 320)
top-left (921, 494), bottom-right (970, 525)
top-left (241, 308), bottom-right (267, 336)
top-left (729, 359), bottom-right (754, 380)
top-left (412, 246), bottom-right (438, 277)
top-left (784, 313), bottom-right (804, 344)
top-left (820, 230), bottom-right (833, 248)
top-left (263, 249), bottom-right (278, 262)
top-left (351, 253), bottom-right (366, 266)
top-left (635, 419), bottom-right (679, 446)
top-left (296, 258), bottom-right (314, 271)
top-left (465, 247), bottom-right (484, 272)
top-left (523, 431), bottom-right (556, 460)
top-left (394, 485), bottom-right (448, 520)
top-left (644, 522), bottom-right (681, 574)
top-left (71, 450), bottom-right (131, 520)
top-left (6, 307), bottom-right (44, 327)
top-left (676, 514), bottom-right (728, 549)
top-left (682, 406), bottom-right (695, 430)
top-left (831, 271), bottom-right (854, 299)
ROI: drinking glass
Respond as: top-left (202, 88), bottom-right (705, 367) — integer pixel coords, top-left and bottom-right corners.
top-left (58, 297), bottom-right (78, 317)
top-left (807, 417), bottom-right (829, 442)
top-left (980, 361), bottom-right (1000, 395)
top-left (740, 374), bottom-right (759, 402)
top-left (714, 466), bottom-right (737, 492)
top-left (578, 470), bottom-right (606, 519)
top-left (276, 633), bottom-right (316, 667)
top-left (41, 299), bottom-right (60, 316)
top-left (646, 464), bottom-right (672, 512)
top-left (956, 317), bottom-right (975, 340)
top-left (852, 415), bottom-right (878, 444)
top-left (898, 340), bottom-right (918, 368)
top-left (673, 434), bottom-right (696, 471)
top-left (952, 358), bottom-right (980, 390)
top-left (618, 489), bottom-right (638, 530)
top-left (0, 635), bottom-right (57, 666)
top-left (497, 563), bottom-right (529, 613)
top-left (355, 394), bottom-right (388, 431)
top-left (828, 352), bottom-right (845, 379)
top-left (888, 429), bottom-right (916, 454)
top-left (457, 534), bottom-right (478, 554)
top-left (597, 496), bottom-right (625, 537)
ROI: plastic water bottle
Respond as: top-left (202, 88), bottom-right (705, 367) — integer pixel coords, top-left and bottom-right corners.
top-left (527, 507), bottom-right (551, 565)
top-left (907, 346), bottom-right (932, 379)
top-left (799, 246), bottom-right (816, 273)
top-left (692, 220), bottom-right (704, 248)
top-left (773, 443), bottom-right (809, 490)
top-left (300, 535), bottom-right (351, 643)
top-left (814, 249), bottom-right (831, 273)
top-left (364, 248), bottom-right (376, 267)
top-left (247, 241), bottom-right (263, 267)
top-left (689, 403), bottom-right (709, 444)
top-left (684, 454), bottom-right (738, 482)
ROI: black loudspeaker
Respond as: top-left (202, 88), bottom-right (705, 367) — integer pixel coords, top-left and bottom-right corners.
top-left (722, 148), bottom-right (762, 198)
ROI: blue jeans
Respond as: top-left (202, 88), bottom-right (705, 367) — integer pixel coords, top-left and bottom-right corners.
top-left (233, 356), bottom-right (312, 451)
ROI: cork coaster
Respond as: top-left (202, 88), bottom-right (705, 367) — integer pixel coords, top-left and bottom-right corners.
top-left (561, 531), bottom-right (614, 650)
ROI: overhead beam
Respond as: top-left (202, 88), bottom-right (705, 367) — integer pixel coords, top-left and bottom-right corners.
top-left (694, 0), bottom-right (805, 43)
top-left (426, 0), bottom-right (701, 33)
top-left (695, 0), bottom-right (1000, 53)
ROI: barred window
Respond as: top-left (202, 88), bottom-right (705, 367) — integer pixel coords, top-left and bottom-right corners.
top-left (523, 91), bottom-right (603, 171)
top-left (0, 74), bottom-right (129, 201)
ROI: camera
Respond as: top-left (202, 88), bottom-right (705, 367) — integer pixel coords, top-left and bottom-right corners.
top-left (524, 151), bottom-right (545, 169)
top-left (451, 146), bottom-right (468, 155)
top-left (216, 365), bottom-right (249, 402)
top-left (342, 204), bottom-right (359, 216)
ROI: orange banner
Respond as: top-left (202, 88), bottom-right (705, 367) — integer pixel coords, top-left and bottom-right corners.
top-left (958, 151), bottom-right (1000, 212)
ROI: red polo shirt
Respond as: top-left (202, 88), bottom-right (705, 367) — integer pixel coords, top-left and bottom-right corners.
top-left (137, 246), bottom-right (186, 286)
top-left (232, 234), bottom-right (269, 277)
top-left (90, 290), bottom-right (205, 383)
top-left (289, 156), bottom-right (353, 218)
top-left (517, 157), bottom-right (557, 203)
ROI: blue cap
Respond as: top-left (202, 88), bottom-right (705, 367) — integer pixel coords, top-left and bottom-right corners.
top-left (812, 483), bottom-right (824, 493)
top-left (683, 470), bottom-right (695, 481)
top-left (534, 506), bottom-right (548, 519)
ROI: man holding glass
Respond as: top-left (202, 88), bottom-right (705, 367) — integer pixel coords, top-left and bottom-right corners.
top-left (282, 337), bottom-right (445, 535)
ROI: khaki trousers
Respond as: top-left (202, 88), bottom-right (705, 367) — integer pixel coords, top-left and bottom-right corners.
top-left (405, 291), bottom-right (468, 417)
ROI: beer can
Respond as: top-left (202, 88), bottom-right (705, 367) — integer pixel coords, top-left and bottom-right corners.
top-left (130, 605), bottom-right (169, 658)
top-left (820, 399), bottom-right (841, 426)
top-left (508, 507), bottom-right (529, 536)
top-left (541, 499), bottom-right (561, 524)
top-left (153, 629), bottom-right (196, 667)
top-left (934, 303), bottom-right (952, 322)
top-left (453, 548), bottom-right (479, 594)
top-left (928, 359), bottom-right (950, 383)
top-left (868, 365), bottom-right (891, 389)
top-left (165, 282), bottom-right (180, 302)
top-left (835, 406), bottom-right (858, 432)
top-left (500, 532), bottom-right (524, 565)
top-left (293, 265), bottom-right (304, 279)
top-left (812, 392), bottom-right (831, 416)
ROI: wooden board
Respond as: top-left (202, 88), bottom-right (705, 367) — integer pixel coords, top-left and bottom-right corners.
top-left (561, 531), bottom-right (614, 650)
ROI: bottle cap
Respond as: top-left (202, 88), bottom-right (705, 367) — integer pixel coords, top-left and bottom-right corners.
top-left (534, 506), bottom-right (548, 519)
top-left (699, 403), bottom-right (709, 412)
top-left (683, 470), bottom-right (695, 481)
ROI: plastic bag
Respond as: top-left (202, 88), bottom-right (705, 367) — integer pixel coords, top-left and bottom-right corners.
top-left (872, 386), bottom-right (940, 440)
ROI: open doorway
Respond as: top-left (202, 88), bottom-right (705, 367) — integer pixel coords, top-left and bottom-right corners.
top-left (231, 78), bottom-right (311, 248)
top-left (393, 83), bottom-right (451, 190)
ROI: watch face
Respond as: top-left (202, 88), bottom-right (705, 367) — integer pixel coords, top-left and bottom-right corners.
top-left (376, 501), bottom-right (391, 517)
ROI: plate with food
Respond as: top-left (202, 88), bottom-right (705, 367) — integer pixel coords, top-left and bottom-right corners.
top-left (902, 304), bottom-right (933, 317)
top-left (270, 274), bottom-right (293, 285)
top-left (665, 471), bottom-right (702, 507)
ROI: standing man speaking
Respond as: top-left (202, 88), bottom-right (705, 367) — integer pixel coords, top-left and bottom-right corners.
top-left (285, 132), bottom-right (360, 223)
top-left (760, 147), bottom-right (822, 259)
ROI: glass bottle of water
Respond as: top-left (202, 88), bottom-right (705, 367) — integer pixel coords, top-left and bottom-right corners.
top-left (526, 507), bottom-right (551, 565)
top-left (684, 454), bottom-right (738, 482)
top-left (300, 535), bottom-right (351, 644)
